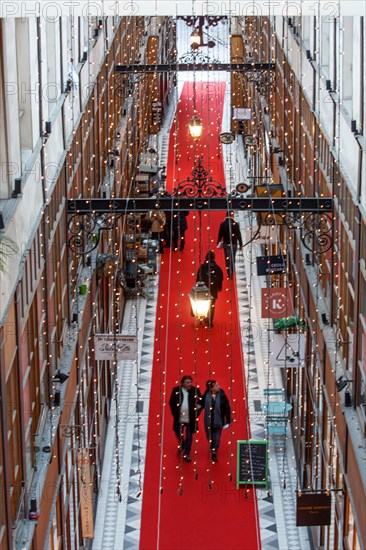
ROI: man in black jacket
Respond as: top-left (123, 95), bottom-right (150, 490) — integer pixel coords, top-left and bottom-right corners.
top-left (172, 210), bottom-right (189, 251)
top-left (217, 212), bottom-right (243, 279)
top-left (197, 250), bottom-right (223, 328)
top-left (169, 375), bottom-right (202, 462)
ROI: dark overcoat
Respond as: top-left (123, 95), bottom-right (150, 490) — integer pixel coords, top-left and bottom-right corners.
top-left (169, 385), bottom-right (202, 434)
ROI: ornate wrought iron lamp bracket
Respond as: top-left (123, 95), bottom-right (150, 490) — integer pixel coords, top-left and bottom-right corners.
top-left (67, 160), bottom-right (333, 256)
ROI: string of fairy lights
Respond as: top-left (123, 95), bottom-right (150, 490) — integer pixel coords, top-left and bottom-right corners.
top-left (53, 10), bottom-right (355, 540)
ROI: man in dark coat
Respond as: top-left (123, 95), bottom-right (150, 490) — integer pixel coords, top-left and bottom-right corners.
top-left (197, 250), bottom-right (223, 328)
top-left (172, 210), bottom-right (189, 251)
top-left (169, 375), bottom-right (202, 462)
top-left (217, 212), bottom-right (243, 279)
top-left (201, 380), bottom-right (231, 462)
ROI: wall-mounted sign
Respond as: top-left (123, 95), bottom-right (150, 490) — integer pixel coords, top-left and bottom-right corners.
top-left (244, 136), bottom-right (258, 146)
top-left (256, 255), bottom-right (286, 276)
top-left (232, 107), bottom-right (252, 120)
top-left (255, 184), bottom-right (285, 225)
top-left (219, 132), bottom-right (235, 144)
top-left (77, 450), bottom-right (94, 538)
top-left (296, 493), bottom-right (331, 526)
top-left (94, 334), bottom-right (138, 361)
top-left (269, 333), bottom-right (306, 368)
top-left (261, 288), bottom-right (293, 318)
top-left (236, 440), bottom-right (268, 488)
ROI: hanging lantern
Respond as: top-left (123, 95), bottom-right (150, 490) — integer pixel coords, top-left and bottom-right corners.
top-left (188, 115), bottom-right (203, 140)
top-left (190, 29), bottom-right (201, 48)
top-left (188, 281), bottom-right (211, 319)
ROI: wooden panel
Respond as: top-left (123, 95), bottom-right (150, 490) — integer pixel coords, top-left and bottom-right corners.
top-left (231, 35), bottom-right (245, 133)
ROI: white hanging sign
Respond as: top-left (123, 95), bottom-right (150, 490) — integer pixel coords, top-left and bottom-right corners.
top-left (94, 334), bottom-right (138, 361)
top-left (233, 107), bottom-right (252, 120)
top-left (269, 333), bottom-right (306, 369)
top-left (245, 225), bottom-right (278, 245)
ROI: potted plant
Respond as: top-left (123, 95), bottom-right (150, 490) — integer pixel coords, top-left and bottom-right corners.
top-left (274, 316), bottom-right (307, 333)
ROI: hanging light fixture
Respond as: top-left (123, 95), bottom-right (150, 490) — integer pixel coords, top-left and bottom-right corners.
top-left (188, 115), bottom-right (203, 140)
top-left (190, 29), bottom-right (201, 49)
top-left (188, 281), bottom-right (211, 319)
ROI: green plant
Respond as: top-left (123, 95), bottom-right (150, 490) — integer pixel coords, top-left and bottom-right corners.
top-left (274, 316), bottom-right (307, 332)
top-left (0, 234), bottom-right (19, 274)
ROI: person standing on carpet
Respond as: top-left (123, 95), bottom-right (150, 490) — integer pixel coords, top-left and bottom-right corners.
top-left (196, 250), bottom-right (224, 328)
top-left (149, 209), bottom-right (166, 254)
top-left (201, 380), bottom-right (231, 462)
top-left (172, 210), bottom-right (189, 251)
top-left (169, 375), bottom-right (202, 462)
top-left (217, 211), bottom-right (243, 279)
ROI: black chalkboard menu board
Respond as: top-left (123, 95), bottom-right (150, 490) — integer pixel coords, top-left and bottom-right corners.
top-left (236, 440), bottom-right (268, 488)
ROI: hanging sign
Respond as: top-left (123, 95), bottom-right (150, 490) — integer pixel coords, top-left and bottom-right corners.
top-left (219, 132), bottom-right (235, 144)
top-left (245, 225), bottom-right (278, 245)
top-left (94, 334), bottom-right (138, 361)
top-left (256, 255), bottom-right (286, 276)
top-left (232, 107), bottom-right (252, 120)
top-left (296, 493), bottom-right (331, 526)
top-left (261, 288), bottom-right (293, 318)
top-left (244, 136), bottom-right (258, 146)
top-left (269, 333), bottom-right (306, 368)
top-left (236, 440), bottom-right (268, 488)
top-left (77, 450), bottom-right (94, 538)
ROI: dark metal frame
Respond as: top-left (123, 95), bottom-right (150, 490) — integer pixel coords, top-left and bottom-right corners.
top-left (115, 63), bottom-right (275, 74)
top-left (67, 160), bottom-right (333, 256)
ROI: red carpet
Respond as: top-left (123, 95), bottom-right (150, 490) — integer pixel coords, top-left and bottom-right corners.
top-left (139, 82), bottom-right (260, 550)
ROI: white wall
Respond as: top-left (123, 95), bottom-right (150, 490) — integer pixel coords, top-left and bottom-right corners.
top-left (0, 16), bottom-right (118, 323)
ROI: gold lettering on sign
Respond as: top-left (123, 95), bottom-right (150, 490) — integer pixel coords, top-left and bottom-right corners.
top-left (77, 450), bottom-right (94, 539)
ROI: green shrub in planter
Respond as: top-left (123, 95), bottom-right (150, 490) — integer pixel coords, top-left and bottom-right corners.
top-left (274, 316), bottom-right (307, 333)
top-left (79, 283), bottom-right (87, 295)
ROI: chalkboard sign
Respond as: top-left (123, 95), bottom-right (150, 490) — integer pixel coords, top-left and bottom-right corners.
top-left (236, 440), bottom-right (268, 488)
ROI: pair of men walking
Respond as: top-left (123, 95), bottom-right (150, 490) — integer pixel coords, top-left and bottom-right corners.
top-left (169, 375), bottom-right (231, 463)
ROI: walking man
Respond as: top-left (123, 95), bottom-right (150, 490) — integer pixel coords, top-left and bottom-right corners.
top-left (169, 375), bottom-right (202, 462)
top-left (201, 380), bottom-right (231, 462)
top-left (217, 212), bottom-right (243, 279)
top-left (172, 210), bottom-right (189, 251)
top-left (197, 250), bottom-right (223, 328)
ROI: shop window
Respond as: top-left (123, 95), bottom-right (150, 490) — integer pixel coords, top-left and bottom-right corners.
top-left (341, 17), bottom-right (353, 115)
top-left (15, 19), bottom-right (34, 161)
top-left (321, 18), bottom-right (331, 76)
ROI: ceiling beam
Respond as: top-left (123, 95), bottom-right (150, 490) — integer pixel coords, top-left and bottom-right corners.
top-left (115, 62), bottom-right (275, 74)
top-left (67, 197), bottom-right (333, 214)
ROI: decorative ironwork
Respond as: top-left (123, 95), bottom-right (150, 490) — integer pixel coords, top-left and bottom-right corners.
top-left (301, 212), bottom-right (333, 254)
top-left (178, 16), bottom-right (226, 28)
top-left (178, 51), bottom-right (221, 64)
top-left (173, 158), bottom-right (226, 198)
top-left (115, 63), bottom-right (275, 74)
top-left (262, 211), bottom-right (333, 253)
top-left (67, 160), bottom-right (333, 256)
top-left (68, 211), bottom-right (124, 255)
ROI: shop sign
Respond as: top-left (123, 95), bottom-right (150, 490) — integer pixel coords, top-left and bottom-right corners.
top-left (296, 493), bottom-right (331, 526)
top-left (244, 136), bottom-right (258, 146)
top-left (261, 288), bottom-right (293, 318)
top-left (219, 132), bottom-right (235, 144)
top-left (94, 334), bottom-right (138, 361)
top-left (256, 254), bottom-right (286, 276)
top-left (245, 225), bottom-right (278, 245)
top-left (232, 107), bottom-right (252, 120)
top-left (269, 333), bottom-right (306, 368)
top-left (77, 450), bottom-right (94, 538)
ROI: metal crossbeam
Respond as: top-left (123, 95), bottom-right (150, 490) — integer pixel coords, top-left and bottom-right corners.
top-left (115, 62), bottom-right (275, 74)
top-left (67, 197), bottom-right (332, 214)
